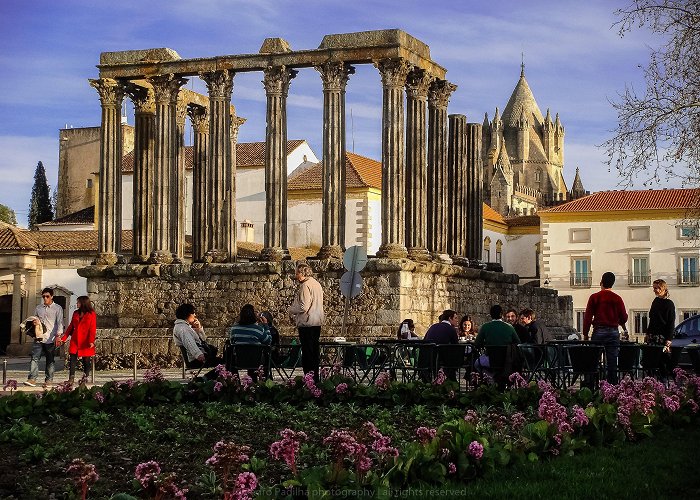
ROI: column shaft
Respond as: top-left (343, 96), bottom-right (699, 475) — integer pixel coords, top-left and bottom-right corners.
top-left (316, 62), bottom-right (354, 259)
top-left (89, 78), bottom-right (124, 265)
top-left (261, 66), bottom-right (296, 261)
top-left (148, 74), bottom-right (187, 263)
top-left (448, 114), bottom-right (468, 257)
top-left (125, 84), bottom-right (155, 262)
top-left (228, 115), bottom-right (245, 261)
top-left (187, 104), bottom-right (209, 262)
top-left (11, 272), bottom-right (22, 344)
top-left (427, 80), bottom-right (457, 258)
top-left (174, 98), bottom-right (187, 260)
top-left (405, 69), bottom-right (432, 261)
top-left (376, 59), bottom-right (411, 259)
top-left (466, 123), bottom-right (484, 262)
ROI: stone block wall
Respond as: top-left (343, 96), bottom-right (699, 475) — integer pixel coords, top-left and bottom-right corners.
top-left (79, 259), bottom-right (572, 355)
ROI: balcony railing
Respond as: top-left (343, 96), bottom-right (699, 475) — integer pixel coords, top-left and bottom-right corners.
top-left (678, 270), bottom-right (700, 286)
top-left (628, 271), bottom-right (652, 286)
top-left (570, 272), bottom-right (592, 288)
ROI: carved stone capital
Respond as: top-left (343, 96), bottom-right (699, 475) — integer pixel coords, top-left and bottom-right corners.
top-left (405, 68), bottom-right (434, 100)
top-left (315, 61), bottom-right (355, 92)
top-left (375, 58), bottom-right (412, 89)
top-left (187, 104), bottom-right (209, 133)
top-left (176, 97), bottom-right (188, 127)
top-left (230, 114), bottom-right (246, 141)
top-left (199, 69), bottom-right (234, 99)
top-left (123, 83), bottom-right (154, 114)
top-left (428, 79), bottom-right (458, 109)
top-left (262, 66), bottom-right (298, 97)
top-left (89, 78), bottom-right (125, 107)
top-left (147, 74), bottom-right (188, 104)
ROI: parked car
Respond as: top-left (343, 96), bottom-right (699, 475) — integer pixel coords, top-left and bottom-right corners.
top-left (672, 315), bottom-right (700, 368)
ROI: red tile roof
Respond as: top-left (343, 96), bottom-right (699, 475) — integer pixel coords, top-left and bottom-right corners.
top-left (541, 188), bottom-right (700, 213)
top-left (122, 140), bottom-right (306, 173)
top-left (505, 214), bottom-right (540, 227)
top-left (39, 206), bottom-right (95, 226)
top-left (0, 222), bottom-right (37, 250)
top-left (288, 152), bottom-right (382, 190)
top-left (483, 203), bottom-right (505, 224)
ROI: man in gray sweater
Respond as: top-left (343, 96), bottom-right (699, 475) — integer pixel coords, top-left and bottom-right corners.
top-left (288, 261), bottom-right (325, 381)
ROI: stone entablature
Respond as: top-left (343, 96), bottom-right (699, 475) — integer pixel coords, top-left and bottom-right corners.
top-left (79, 259), bottom-right (572, 354)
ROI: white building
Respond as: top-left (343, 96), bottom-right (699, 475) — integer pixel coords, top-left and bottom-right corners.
top-left (539, 188), bottom-right (700, 340)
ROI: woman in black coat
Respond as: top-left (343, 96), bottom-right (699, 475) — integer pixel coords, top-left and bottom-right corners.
top-left (646, 279), bottom-right (675, 374)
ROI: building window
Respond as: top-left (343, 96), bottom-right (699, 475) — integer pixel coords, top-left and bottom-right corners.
top-left (86, 178), bottom-right (93, 189)
top-left (570, 257), bottom-right (592, 287)
top-left (679, 225), bottom-right (699, 240)
top-left (575, 310), bottom-right (585, 333)
top-left (632, 311), bottom-right (649, 336)
top-left (678, 256), bottom-right (699, 285)
top-left (569, 228), bottom-right (591, 243)
top-left (629, 256), bottom-right (651, 286)
top-left (483, 236), bottom-right (491, 262)
top-left (681, 310), bottom-right (699, 321)
top-left (628, 226), bottom-right (650, 241)
top-left (535, 170), bottom-right (541, 182)
top-left (495, 240), bottom-right (502, 264)
top-left (535, 242), bottom-right (540, 278)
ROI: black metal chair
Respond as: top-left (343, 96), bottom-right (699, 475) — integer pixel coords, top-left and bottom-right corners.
top-left (342, 344), bottom-right (388, 384)
top-left (436, 344), bottom-right (473, 385)
top-left (517, 344), bottom-right (546, 383)
top-left (616, 344), bottom-right (640, 380)
top-left (687, 346), bottom-right (700, 375)
top-left (225, 343), bottom-right (271, 380)
top-left (639, 345), bottom-right (664, 378)
top-left (271, 343), bottom-right (302, 381)
top-left (562, 344), bottom-right (605, 389)
top-left (179, 345), bottom-right (205, 378)
top-left (482, 344), bottom-right (521, 390)
top-left (396, 343), bottom-right (436, 383)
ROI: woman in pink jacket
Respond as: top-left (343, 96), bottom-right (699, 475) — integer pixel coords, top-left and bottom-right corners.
top-left (58, 295), bottom-right (96, 384)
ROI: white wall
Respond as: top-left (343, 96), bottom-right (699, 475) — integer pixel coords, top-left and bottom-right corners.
top-left (504, 233), bottom-right (540, 278)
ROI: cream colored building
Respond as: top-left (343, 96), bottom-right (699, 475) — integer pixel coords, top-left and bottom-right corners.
top-left (539, 189), bottom-right (700, 340)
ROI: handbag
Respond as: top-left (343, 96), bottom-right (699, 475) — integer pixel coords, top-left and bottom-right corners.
top-left (24, 320), bottom-right (46, 339)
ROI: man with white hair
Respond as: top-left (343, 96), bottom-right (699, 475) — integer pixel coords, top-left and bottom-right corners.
top-left (288, 261), bottom-right (325, 381)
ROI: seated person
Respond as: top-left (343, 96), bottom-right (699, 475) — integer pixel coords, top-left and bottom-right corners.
top-left (229, 304), bottom-right (272, 380)
top-left (519, 308), bottom-right (552, 344)
top-left (458, 315), bottom-right (477, 342)
top-left (474, 305), bottom-right (521, 389)
top-left (173, 303), bottom-right (222, 379)
top-left (397, 318), bottom-right (419, 340)
top-left (424, 310), bottom-right (459, 344)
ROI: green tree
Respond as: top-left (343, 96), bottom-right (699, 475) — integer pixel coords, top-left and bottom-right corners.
top-left (604, 0), bottom-right (700, 188)
top-left (0, 204), bottom-right (17, 225)
top-left (28, 161), bottom-right (54, 229)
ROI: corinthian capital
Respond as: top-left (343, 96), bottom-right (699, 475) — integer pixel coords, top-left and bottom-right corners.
top-left (428, 79), bottom-right (458, 109)
top-left (124, 83), bottom-right (154, 114)
top-left (375, 58), bottom-right (412, 89)
top-left (262, 66), bottom-right (298, 96)
top-left (187, 104), bottom-right (209, 133)
top-left (230, 114), bottom-right (246, 141)
top-left (147, 74), bottom-right (188, 104)
top-left (315, 61), bottom-right (355, 92)
top-left (405, 68), bottom-right (434, 100)
top-left (199, 69), bottom-right (234, 99)
top-left (89, 78), bottom-right (125, 107)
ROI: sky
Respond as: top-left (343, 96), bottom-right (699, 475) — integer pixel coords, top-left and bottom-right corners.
top-left (0, 0), bottom-right (667, 227)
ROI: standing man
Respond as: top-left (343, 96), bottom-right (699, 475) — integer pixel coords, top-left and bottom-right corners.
top-left (288, 261), bottom-right (325, 381)
top-left (583, 272), bottom-right (628, 384)
top-left (25, 287), bottom-right (64, 387)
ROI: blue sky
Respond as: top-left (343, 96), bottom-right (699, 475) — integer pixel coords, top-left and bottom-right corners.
top-left (0, 0), bottom-right (663, 226)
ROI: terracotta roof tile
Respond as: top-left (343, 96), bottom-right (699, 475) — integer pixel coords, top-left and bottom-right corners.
top-left (31, 230), bottom-right (133, 252)
top-left (483, 203), bottom-right (505, 224)
top-left (0, 223), bottom-right (37, 250)
top-left (40, 206), bottom-right (95, 226)
top-left (288, 152), bottom-right (381, 191)
top-left (541, 188), bottom-right (700, 213)
top-left (122, 140), bottom-right (306, 173)
top-left (505, 214), bottom-right (540, 227)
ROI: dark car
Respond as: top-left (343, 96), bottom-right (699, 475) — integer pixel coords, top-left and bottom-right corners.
top-left (672, 315), bottom-right (700, 367)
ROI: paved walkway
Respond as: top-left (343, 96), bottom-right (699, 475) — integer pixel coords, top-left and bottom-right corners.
top-left (1, 356), bottom-right (192, 394)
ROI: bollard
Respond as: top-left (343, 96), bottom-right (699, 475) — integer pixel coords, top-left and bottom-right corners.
top-left (133, 352), bottom-right (137, 380)
top-left (91, 355), bottom-right (96, 384)
top-left (182, 357), bottom-right (186, 379)
top-left (2, 359), bottom-right (6, 385)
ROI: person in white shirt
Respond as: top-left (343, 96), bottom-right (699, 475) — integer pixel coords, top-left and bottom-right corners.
top-left (25, 287), bottom-right (64, 387)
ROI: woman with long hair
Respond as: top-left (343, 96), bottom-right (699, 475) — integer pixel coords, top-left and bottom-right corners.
top-left (646, 279), bottom-right (676, 350)
top-left (57, 296), bottom-right (96, 384)
top-left (458, 315), bottom-right (477, 342)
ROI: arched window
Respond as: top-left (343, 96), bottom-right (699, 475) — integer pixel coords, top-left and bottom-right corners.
top-left (495, 240), bottom-right (503, 264)
top-left (483, 236), bottom-right (491, 262)
top-left (535, 170), bottom-right (541, 182)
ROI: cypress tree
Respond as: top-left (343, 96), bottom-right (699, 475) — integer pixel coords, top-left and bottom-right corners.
top-left (28, 161), bottom-right (54, 229)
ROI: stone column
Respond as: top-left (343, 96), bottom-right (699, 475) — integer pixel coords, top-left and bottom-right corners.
top-left (89, 78), bottom-right (125, 265)
top-left (426, 79), bottom-right (457, 260)
top-left (174, 97), bottom-right (188, 261)
top-left (375, 58), bottom-right (411, 259)
top-left (316, 61), bottom-right (355, 259)
top-left (466, 123), bottom-right (484, 263)
top-left (25, 270), bottom-right (38, 319)
top-left (404, 68), bottom-right (433, 261)
top-left (261, 66), bottom-right (297, 261)
top-left (187, 104), bottom-right (208, 263)
top-left (200, 70), bottom-right (234, 262)
top-left (11, 271), bottom-right (22, 344)
top-left (448, 114), bottom-right (467, 258)
top-left (147, 74), bottom-right (188, 263)
top-left (227, 115), bottom-right (245, 261)
top-left (124, 84), bottom-right (155, 263)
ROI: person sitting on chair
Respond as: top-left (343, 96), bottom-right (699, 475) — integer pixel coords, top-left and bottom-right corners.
top-left (173, 303), bottom-right (222, 379)
top-left (424, 310), bottom-right (460, 344)
top-left (397, 319), bottom-right (419, 340)
top-left (474, 305), bottom-right (521, 389)
top-left (229, 304), bottom-right (272, 381)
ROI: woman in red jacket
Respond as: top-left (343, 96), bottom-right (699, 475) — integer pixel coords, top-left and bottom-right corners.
top-left (58, 295), bottom-right (96, 384)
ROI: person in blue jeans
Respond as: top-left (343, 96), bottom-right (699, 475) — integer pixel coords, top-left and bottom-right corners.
top-left (26, 287), bottom-right (64, 388)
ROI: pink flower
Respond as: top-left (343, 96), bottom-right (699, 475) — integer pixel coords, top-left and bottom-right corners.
top-left (66, 458), bottom-right (99, 499)
top-left (571, 405), bottom-right (589, 427)
top-left (55, 381), bottom-right (74, 393)
top-left (241, 375), bottom-right (253, 389)
top-left (134, 461), bottom-right (161, 489)
top-left (3, 379), bottom-right (17, 392)
top-left (510, 411), bottom-right (527, 430)
top-left (93, 391), bottom-right (105, 403)
top-left (143, 366), bottom-right (165, 383)
top-left (415, 426), bottom-right (437, 444)
top-left (214, 364), bottom-right (234, 380)
top-left (335, 383), bottom-right (348, 394)
top-left (269, 429), bottom-right (307, 476)
top-left (433, 368), bottom-right (447, 385)
top-left (448, 462), bottom-right (457, 474)
top-left (235, 471), bottom-right (258, 494)
top-left (214, 382), bottom-right (223, 392)
top-left (508, 372), bottom-right (529, 389)
top-left (464, 410), bottom-right (479, 424)
top-left (303, 372), bottom-right (322, 398)
top-left (468, 440), bottom-right (484, 460)
top-left (374, 371), bottom-right (391, 390)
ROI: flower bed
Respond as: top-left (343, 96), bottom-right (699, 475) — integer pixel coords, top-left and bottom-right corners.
top-left (1, 368), bottom-right (699, 498)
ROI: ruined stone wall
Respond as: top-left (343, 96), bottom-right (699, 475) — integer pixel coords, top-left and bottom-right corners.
top-left (80, 259), bottom-right (572, 355)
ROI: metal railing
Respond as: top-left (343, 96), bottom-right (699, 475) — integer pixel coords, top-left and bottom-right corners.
top-left (677, 270), bottom-right (700, 286)
top-left (570, 272), bottom-right (592, 288)
top-left (628, 271), bottom-right (652, 286)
